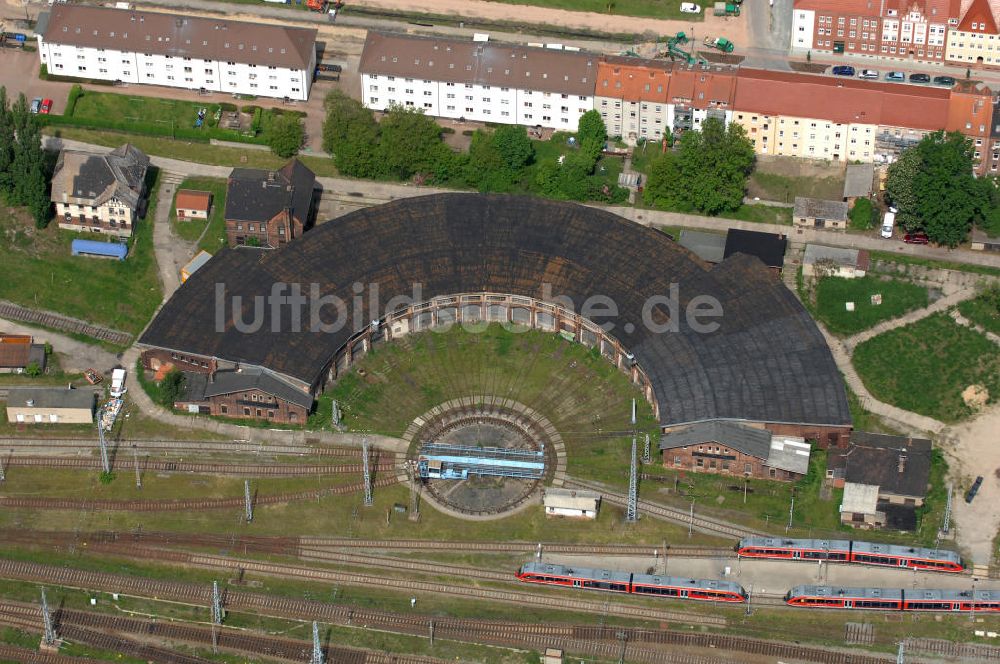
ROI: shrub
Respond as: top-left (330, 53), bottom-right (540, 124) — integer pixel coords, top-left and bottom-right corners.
top-left (241, 104), bottom-right (260, 114)
top-left (99, 471), bottom-right (116, 485)
top-left (441, 126), bottom-right (455, 134)
top-left (158, 369), bottom-right (186, 407)
top-left (24, 362), bottom-right (41, 377)
top-left (63, 84), bottom-right (84, 116)
top-left (219, 102), bottom-right (237, 112)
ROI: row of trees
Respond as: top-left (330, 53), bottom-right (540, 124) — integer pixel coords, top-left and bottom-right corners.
top-left (642, 118), bottom-right (755, 215)
top-left (321, 93), bottom-right (626, 202)
top-left (0, 87), bottom-right (50, 228)
top-left (886, 131), bottom-right (999, 247)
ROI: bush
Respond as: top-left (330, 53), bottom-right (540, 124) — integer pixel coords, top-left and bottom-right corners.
top-left (241, 104), bottom-right (260, 114)
top-left (158, 369), bottom-right (186, 407)
top-left (24, 362), bottom-right (41, 377)
top-left (848, 197), bottom-right (877, 231)
top-left (63, 84), bottom-right (84, 116)
top-left (441, 126), bottom-right (456, 135)
top-left (99, 471), bottom-right (116, 485)
top-left (219, 102), bottom-right (237, 112)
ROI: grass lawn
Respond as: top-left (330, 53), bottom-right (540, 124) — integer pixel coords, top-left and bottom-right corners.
top-left (721, 203), bottom-right (793, 226)
top-left (44, 127), bottom-right (339, 178)
top-left (71, 89), bottom-right (226, 133)
top-left (853, 312), bottom-right (1000, 422)
top-left (957, 288), bottom-right (1000, 336)
top-left (169, 176), bottom-right (228, 254)
top-left (747, 170), bottom-right (844, 204)
top-left (867, 251), bottom-right (1000, 279)
top-left (813, 276), bottom-right (929, 336)
top-left (324, 325), bottom-right (659, 488)
top-left (0, 168), bottom-right (163, 338)
top-left (492, 0), bottom-right (699, 20)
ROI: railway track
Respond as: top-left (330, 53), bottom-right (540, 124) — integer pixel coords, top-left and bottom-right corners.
top-left (0, 438), bottom-right (373, 457)
top-left (0, 562), bottom-right (912, 664)
top-left (4, 456), bottom-right (395, 476)
top-left (0, 300), bottom-right (131, 345)
top-left (0, 476), bottom-right (399, 511)
top-left (562, 478), bottom-right (760, 539)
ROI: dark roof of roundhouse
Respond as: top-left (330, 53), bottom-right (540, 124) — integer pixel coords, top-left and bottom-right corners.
top-left (139, 194), bottom-right (851, 428)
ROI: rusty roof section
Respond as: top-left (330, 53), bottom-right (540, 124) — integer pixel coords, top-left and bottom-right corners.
top-left (359, 32), bottom-right (598, 97)
top-left (176, 189), bottom-right (212, 211)
top-left (42, 5), bottom-right (316, 70)
top-left (597, 58), bottom-right (672, 103)
top-left (946, 81), bottom-right (994, 137)
top-left (734, 68), bottom-right (953, 128)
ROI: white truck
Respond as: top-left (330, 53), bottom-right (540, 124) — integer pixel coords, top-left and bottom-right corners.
top-left (110, 368), bottom-right (127, 398)
top-left (881, 208), bottom-right (896, 239)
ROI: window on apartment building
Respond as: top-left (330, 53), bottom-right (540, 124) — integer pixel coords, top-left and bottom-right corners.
top-left (501, 111), bottom-right (510, 117)
top-left (78, 66), bottom-right (87, 72)
top-left (269, 85), bottom-right (277, 90)
top-left (405, 89), bottom-right (413, 94)
top-left (446, 105), bottom-right (455, 111)
top-left (228, 71), bottom-right (236, 76)
top-left (465, 107), bottom-right (473, 113)
top-left (424, 91), bottom-right (432, 96)
top-left (424, 103), bottom-right (432, 109)
top-left (146, 73), bottom-right (154, 78)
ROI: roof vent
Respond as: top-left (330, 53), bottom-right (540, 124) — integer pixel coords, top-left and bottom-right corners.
top-left (26, 399), bottom-right (34, 407)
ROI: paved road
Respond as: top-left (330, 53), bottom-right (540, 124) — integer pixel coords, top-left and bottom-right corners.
top-left (0, 316), bottom-right (121, 374)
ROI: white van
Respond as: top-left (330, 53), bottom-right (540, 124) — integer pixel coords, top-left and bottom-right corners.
top-left (881, 209), bottom-right (896, 239)
top-left (110, 368), bottom-right (127, 398)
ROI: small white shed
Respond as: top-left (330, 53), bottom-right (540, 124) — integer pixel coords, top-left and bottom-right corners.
top-left (543, 488), bottom-right (601, 519)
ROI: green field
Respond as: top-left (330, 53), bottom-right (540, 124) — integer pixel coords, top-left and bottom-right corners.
top-left (169, 176), bottom-right (229, 254)
top-left (814, 276), bottom-right (929, 336)
top-left (957, 287), bottom-right (1000, 336)
top-left (854, 312), bottom-right (1000, 422)
top-left (71, 90), bottom-right (224, 132)
top-left (0, 168), bottom-right (163, 338)
top-left (326, 324), bottom-right (659, 488)
top-left (748, 171), bottom-right (845, 204)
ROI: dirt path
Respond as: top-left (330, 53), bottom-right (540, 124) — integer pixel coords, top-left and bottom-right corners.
top-left (942, 404), bottom-right (1000, 567)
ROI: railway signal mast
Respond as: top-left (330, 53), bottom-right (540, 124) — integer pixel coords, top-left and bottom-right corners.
top-left (244, 480), bottom-right (253, 523)
top-left (40, 587), bottom-right (56, 646)
top-left (212, 580), bottom-right (225, 625)
top-left (97, 407), bottom-right (111, 474)
top-left (626, 400), bottom-right (638, 523)
top-left (362, 435), bottom-right (373, 507)
top-left (311, 621), bottom-right (324, 664)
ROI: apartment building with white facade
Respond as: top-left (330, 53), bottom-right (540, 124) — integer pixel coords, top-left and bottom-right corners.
top-left (36, 6), bottom-right (316, 100)
top-left (945, 0), bottom-right (1000, 66)
top-left (359, 32), bottom-right (596, 131)
top-left (594, 56), bottom-right (735, 144)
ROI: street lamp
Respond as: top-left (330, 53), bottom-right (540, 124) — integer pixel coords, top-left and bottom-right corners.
top-left (743, 472), bottom-right (750, 504)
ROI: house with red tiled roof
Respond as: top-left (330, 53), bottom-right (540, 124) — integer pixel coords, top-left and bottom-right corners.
top-left (791, 0), bottom-right (959, 63)
top-left (946, 0), bottom-right (1000, 67)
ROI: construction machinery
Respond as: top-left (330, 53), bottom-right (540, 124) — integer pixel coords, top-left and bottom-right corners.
top-left (713, 2), bottom-right (740, 15)
top-left (661, 32), bottom-right (707, 65)
top-left (704, 36), bottom-right (735, 53)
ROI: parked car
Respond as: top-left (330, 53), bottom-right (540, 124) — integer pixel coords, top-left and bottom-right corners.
top-left (933, 75), bottom-right (957, 87)
top-left (965, 476), bottom-right (984, 504)
top-left (885, 71), bottom-right (905, 82)
top-left (831, 65), bottom-right (856, 77)
top-left (881, 210), bottom-right (896, 239)
top-left (680, 2), bottom-right (702, 13)
top-left (909, 73), bottom-right (931, 83)
top-left (29, 97), bottom-right (41, 114)
top-left (903, 231), bottom-right (929, 244)
top-left (858, 69), bottom-right (879, 80)
top-left (40, 99), bottom-right (52, 114)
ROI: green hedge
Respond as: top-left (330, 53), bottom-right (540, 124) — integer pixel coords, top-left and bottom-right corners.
top-left (63, 84), bottom-right (84, 116)
top-left (39, 65), bottom-right (115, 87)
top-left (41, 113), bottom-right (267, 145)
top-left (219, 102), bottom-right (238, 112)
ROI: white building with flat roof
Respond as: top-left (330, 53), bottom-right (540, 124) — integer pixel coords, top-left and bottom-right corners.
top-left (36, 5), bottom-right (316, 100)
top-left (543, 488), bottom-right (601, 519)
top-left (359, 32), bottom-right (596, 130)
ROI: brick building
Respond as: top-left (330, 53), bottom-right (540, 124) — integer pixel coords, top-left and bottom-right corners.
top-left (51, 143), bottom-right (149, 237)
top-left (659, 420), bottom-right (812, 481)
top-left (945, 0), bottom-right (1000, 68)
top-left (176, 368), bottom-right (312, 424)
top-left (791, 0), bottom-right (959, 63)
top-left (224, 159), bottom-right (316, 248)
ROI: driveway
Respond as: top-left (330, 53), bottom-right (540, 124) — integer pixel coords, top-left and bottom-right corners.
top-left (0, 316), bottom-right (121, 374)
top-left (0, 48), bottom-right (69, 114)
top-left (943, 404), bottom-right (1000, 568)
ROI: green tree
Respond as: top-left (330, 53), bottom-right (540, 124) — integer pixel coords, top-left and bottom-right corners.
top-left (9, 94), bottom-right (50, 228)
top-left (321, 90), bottom-right (382, 178)
top-left (24, 361), bottom-right (41, 377)
top-left (577, 109), bottom-right (608, 147)
top-left (887, 131), bottom-right (990, 246)
top-left (158, 369), bottom-right (186, 407)
top-left (644, 118), bottom-right (754, 215)
top-left (267, 114), bottom-right (303, 158)
top-left (0, 87), bottom-right (14, 200)
top-left (492, 125), bottom-right (534, 171)
top-left (465, 129), bottom-right (513, 192)
top-left (377, 105), bottom-right (454, 181)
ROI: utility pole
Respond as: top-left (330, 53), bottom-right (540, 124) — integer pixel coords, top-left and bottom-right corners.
top-left (786, 495), bottom-right (795, 533)
top-left (211, 580), bottom-right (224, 625)
top-left (745, 583), bottom-right (753, 616)
top-left (40, 588), bottom-right (56, 646)
top-left (625, 435), bottom-right (638, 523)
top-left (941, 483), bottom-right (953, 535)
top-left (362, 435), bottom-right (373, 507)
top-left (896, 640), bottom-right (905, 664)
top-left (244, 480), bottom-right (253, 523)
top-left (132, 444), bottom-right (141, 489)
top-left (688, 500), bottom-right (694, 538)
top-left (310, 621), bottom-right (324, 664)
top-left (97, 408), bottom-right (110, 474)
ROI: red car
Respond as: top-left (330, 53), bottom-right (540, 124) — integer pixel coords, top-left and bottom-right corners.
top-left (39, 99), bottom-right (53, 114)
top-left (903, 232), bottom-right (929, 244)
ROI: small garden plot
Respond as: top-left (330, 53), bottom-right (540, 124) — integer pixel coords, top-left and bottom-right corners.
top-left (815, 276), bottom-right (928, 336)
top-left (71, 91), bottom-right (225, 131)
top-left (853, 312), bottom-right (1000, 422)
